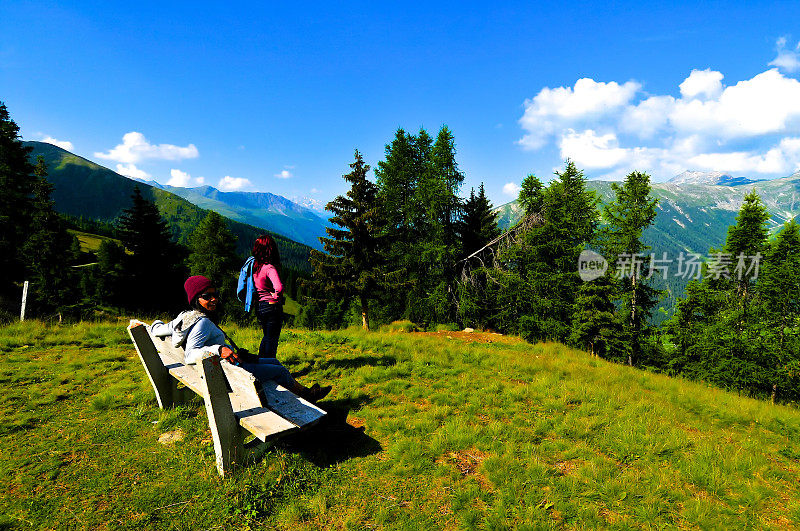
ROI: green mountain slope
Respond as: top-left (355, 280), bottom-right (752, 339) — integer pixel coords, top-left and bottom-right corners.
top-left (25, 141), bottom-right (311, 271)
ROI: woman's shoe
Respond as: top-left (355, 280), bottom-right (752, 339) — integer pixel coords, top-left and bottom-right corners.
top-left (307, 384), bottom-right (332, 403)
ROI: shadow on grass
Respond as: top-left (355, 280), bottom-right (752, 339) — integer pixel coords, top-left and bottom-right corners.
top-left (275, 395), bottom-right (381, 468)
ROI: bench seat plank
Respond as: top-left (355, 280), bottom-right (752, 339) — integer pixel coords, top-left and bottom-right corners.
top-left (261, 382), bottom-right (326, 428)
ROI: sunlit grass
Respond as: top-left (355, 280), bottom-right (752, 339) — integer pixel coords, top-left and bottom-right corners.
top-left (1, 320), bottom-right (799, 529)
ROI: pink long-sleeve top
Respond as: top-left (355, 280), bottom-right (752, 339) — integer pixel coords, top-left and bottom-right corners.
top-left (254, 263), bottom-right (283, 303)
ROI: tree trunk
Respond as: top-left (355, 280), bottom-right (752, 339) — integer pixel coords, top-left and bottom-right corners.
top-left (360, 296), bottom-right (370, 331)
top-left (771, 383), bottom-right (777, 405)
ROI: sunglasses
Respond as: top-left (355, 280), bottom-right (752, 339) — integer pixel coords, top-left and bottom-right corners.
top-left (199, 292), bottom-right (219, 300)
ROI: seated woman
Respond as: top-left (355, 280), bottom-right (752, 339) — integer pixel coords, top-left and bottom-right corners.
top-left (151, 275), bottom-right (331, 402)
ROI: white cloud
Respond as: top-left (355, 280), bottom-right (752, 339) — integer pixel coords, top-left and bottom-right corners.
top-left (669, 69), bottom-right (800, 138)
top-left (559, 129), bottom-right (629, 169)
top-left (218, 176), bottom-right (252, 191)
top-left (679, 69), bottom-right (724, 99)
top-left (41, 136), bottom-right (74, 151)
top-left (518, 61), bottom-right (800, 178)
top-left (502, 182), bottom-right (521, 196)
top-left (310, 188), bottom-right (320, 194)
top-left (167, 169), bottom-right (191, 187)
top-left (274, 169), bottom-right (293, 179)
top-left (196, 176), bottom-right (205, 185)
top-left (769, 37), bottom-right (800, 73)
top-left (518, 78), bottom-right (640, 149)
top-left (115, 163), bottom-right (151, 180)
top-left (95, 132), bottom-right (198, 164)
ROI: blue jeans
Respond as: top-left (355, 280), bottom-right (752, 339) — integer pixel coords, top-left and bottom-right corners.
top-left (238, 357), bottom-right (295, 388)
top-left (257, 301), bottom-right (283, 358)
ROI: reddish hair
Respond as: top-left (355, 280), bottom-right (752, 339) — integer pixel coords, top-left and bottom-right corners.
top-left (252, 234), bottom-right (281, 270)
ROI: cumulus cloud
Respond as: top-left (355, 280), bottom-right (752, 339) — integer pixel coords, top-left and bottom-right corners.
top-left (41, 136), bottom-right (74, 151)
top-left (769, 37), bottom-right (800, 73)
top-left (518, 61), bottom-right (800, 178)
top-left (95, 132), bottom-right (198, 164)
top-left (502, 182), bottom-right (521, 196)
top-left (679, 69), bottom-right (724, 99)
top-left (167, 169), bottom-right (191, 187)
top-left (518, 78), bottom-right (640, 149)
top-left (217, 176), bottom-right (252, 191)
top-left (166, 169), bottom-right (205, 187)
top-left (115, 163), bottom-right (151, 180)
top-left (274, 169), bottom-right (293, 179)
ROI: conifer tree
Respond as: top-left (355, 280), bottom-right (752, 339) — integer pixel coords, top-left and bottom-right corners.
top-left (518, 173), bottom-right (545, 215)
top-left (497, 162), bottom-right (599, 342)
top-left (117, 187), bottom-right (186, 313)
top-left (600, 170), bottom-right (659, 366)
top-left (188, 210), bottom-right (241, 318)
top-left (21, 156), bottom-right (81, 317)
top-left (308, 150), bottom-right (398, 330)
top-left (188, 211), bottom-right (239, 287)
top-left (569, 274), bottom-right (622, 358)
top-left (0, 101), bottom-right (36, 305)
top-left (725, 189), bottom-right (769, 318)
top-left (460, 184), bottom-right (500, 257)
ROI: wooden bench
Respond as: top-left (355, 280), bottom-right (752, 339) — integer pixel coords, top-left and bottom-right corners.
top-left (127, 320), bottom-right (326, 476)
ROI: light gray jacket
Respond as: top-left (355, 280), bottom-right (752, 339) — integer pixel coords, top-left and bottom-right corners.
top-left (150, 310), bottom-right (231, 365)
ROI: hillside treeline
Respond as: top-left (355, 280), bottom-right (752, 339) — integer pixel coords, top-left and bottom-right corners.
top-left (0, 102), bottom-right (306, 321)
top-left (304, 127), bottom-right (800, 404)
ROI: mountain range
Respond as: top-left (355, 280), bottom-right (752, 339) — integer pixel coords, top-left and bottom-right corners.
top-left (149, 183), bottom-right (331, 250)
top-left (495, 170), bottom-right (800, 318)
top-left (24, 141), bottom-right (314, 271)
top-left (496, 170), bottom-right (800, 259)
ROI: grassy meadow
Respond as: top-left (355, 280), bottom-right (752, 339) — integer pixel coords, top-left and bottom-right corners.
top-left (1, 320), bottom-right (799, 529)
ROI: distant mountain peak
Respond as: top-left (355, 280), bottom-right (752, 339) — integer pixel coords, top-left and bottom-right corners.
top-left (668, 170), bottom-right (755, 186)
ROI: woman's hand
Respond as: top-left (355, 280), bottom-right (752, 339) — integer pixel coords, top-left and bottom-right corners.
top-left (219, 346), bottom-right (236, 360)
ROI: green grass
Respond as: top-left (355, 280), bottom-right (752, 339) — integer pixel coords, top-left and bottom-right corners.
top-left (1, 320), bottom-right (799, 529)
top-left (67, 229), bottom-right (120, 253)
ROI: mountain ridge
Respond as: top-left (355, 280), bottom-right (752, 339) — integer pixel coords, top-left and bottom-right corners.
top-left (24, 141), bottom-right (313, 270)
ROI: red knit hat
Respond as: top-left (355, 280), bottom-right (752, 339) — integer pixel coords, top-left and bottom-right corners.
top-left (184, 275), bottom-right (213, 303)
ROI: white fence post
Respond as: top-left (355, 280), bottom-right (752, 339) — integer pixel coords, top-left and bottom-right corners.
top-left (20, 281), bottom-right (28, 322)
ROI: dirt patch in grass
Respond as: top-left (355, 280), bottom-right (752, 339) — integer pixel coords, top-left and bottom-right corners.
top-left (421, 331), bottom-right (522, 345)
top-left (348, 416), bottom-right (366, 429)
top-left (441, 449), bottom-right (493, 490)
top-left (553, 459), bottom-right (584, 476)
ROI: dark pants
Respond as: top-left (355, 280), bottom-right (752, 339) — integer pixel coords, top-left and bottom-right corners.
top-left (257, 301), bottom-right (283, 358)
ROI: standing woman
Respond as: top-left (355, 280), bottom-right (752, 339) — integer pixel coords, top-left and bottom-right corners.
top-left (253, 234), bottom-right (285, 358)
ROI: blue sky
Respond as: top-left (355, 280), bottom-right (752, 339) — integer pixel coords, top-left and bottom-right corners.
top-left (3, 1), bottom-right (800, 208)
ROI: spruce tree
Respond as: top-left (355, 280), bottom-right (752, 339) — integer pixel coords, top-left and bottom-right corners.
top-left (600, 170), bottom-right (659, 366)
top-left (0, 101), bottom-right (36, 306)
top-left (496, 161), bottom-right (599, 342)
top-left (569, 274), bottom-right (621, 358)
top-left (117, 187), bottom-right (186, 313)
top-left (725, 189), bottom-right (769, 318)
top-left (188, 210), bottom-right (241, 318)
top-left (21, 156), bottom-right (81, 317)
top-left (460, 184), bottom-right (500, 257)
top-left (308, 150), bottom-right (399, 330)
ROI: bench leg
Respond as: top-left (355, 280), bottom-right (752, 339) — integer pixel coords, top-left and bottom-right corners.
top-left (200, 356), bottom-right (244, 477)
top-left (128, 323), bottom-right (174, 409)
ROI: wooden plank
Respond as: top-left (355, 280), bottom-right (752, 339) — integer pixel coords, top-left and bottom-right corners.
top-left (128, 321), bottom-right (174, 409)
top-left (151, 334), bottom-right (187, 365)
top-left (260, 381), bottom-right (327, 429)
top-left (166, 364), bottom-right (205, 396)
top-left (199, 356), bottom-right (243, 477)
top-left (220, 362), bottom-right (265, 409)
top-left (235, 408), bottom-right (297, 442)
